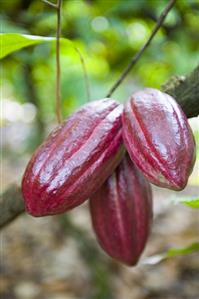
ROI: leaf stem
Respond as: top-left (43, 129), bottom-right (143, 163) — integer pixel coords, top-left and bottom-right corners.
top-left (56, 0), bottom-right (62, 123)
top-left (43, 0), bottom-right (58, 9)
top-left (74, 47), bottom-right (90, 102)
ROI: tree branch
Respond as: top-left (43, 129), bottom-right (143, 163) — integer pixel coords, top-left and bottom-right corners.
top-left (1, 63), bottom-right (198, 230)
top-left (106, 0), bottom-right (177, 97)
top-left (162, 64), bottom-right (199, 118)
top-left (0, 185), bottom-right (25, 229)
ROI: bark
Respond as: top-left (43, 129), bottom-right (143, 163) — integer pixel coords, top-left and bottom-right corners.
top-left (162, 64), bottom-right (199, 118)
top-left (0, 185), bottom-right (25, 229)
top-left (1, 64), bottom-right (199, 230)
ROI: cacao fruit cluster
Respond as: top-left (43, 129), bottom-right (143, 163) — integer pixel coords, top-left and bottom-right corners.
top-left (22, 88), bottom-right (196, 266)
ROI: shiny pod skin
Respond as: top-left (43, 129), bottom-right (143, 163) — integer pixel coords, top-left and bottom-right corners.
top-left (90, 154), bottom-right (153, 266)
top-left (122, 88), bottom-right (196, 191)
top-left (22, 99), bottom-right (124, 216)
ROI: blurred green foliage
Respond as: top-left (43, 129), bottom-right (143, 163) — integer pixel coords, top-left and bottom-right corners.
top-left (1, 0), bottom-right (199, 118)
top-left (1, 0), bottom-right (199, 155)
top-left (172, 196), bottom-right (199, 208)
top-left (142, 242), bottom-right (199, 265)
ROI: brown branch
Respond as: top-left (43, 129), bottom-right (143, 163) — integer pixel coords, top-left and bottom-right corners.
top-left (0, 63), bottom-right (199, 230)
top-left (0, 185), bottom-right (25, 229)
top-left (106, 0), bottom-right (177, 98)
top-left (162, 64), bottom-right (199, 118)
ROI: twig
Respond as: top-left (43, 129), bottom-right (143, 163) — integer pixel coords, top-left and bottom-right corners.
top-left (106, 0), bottom-right (177, 97)
top-left (43, 0), bottom-right (62, 123)
top-left (56, 0), bottom-right (62, 123)
top-left (74, 47), bottom-right (91, 101)
top-left (43, 0), bottom-right (58, 9)
top-left (43, 0), bottom-right (90, 108)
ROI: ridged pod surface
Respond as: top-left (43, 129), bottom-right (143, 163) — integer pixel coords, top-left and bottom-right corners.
top-left (90, 154), bottom-right (152, 266)
top-left (122, 88), bottom-right (196, 190)
top-left (22, 99), bottom-right (124, 216)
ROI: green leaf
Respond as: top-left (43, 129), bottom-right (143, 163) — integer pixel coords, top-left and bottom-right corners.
top-left (165, 242), bottom-right (199, 257)
top-left (173, 197), bottom-right (199, 209)
top-left (141, 242), bottom-right (199, 265)
top-left (0, 33), bottom-right (72, 59)
top-left (180, 198), bottom-right (199, 208)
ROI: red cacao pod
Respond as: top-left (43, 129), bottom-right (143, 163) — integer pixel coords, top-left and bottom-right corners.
top-left (22, 99), bottom-right (124, 216)
top-left (90, 154), bottom-right (152, 266)
top-left (122, 88), bottom-right (196, 191)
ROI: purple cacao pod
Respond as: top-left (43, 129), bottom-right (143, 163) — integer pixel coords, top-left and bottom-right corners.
top-left (90, 154), bottom-right (153, 266)
top-left (122, 88), bottom-right (196, 191)
top-left (22, 99), bottom-right (124, 216)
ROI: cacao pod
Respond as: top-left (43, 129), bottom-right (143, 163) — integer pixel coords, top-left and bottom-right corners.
top-left (22, 99), bottom-right (124, 216)
top-left (90, 154), bottom-right (153, 266)
top-left (122, 88), bottom-right (196, 191)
